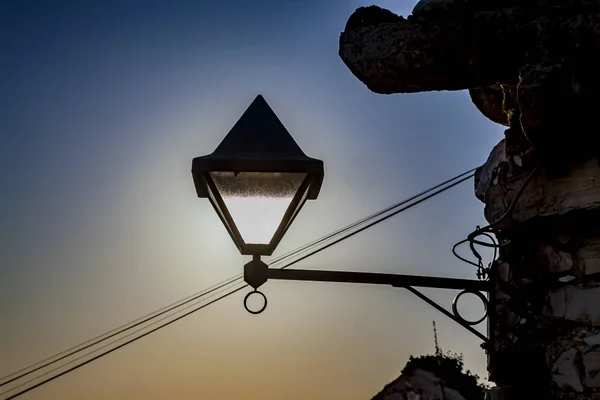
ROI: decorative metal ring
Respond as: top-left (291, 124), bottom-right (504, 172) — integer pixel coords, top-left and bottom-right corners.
top-left (452, 290), bottom-right (488, 326)
top-left (243, 290), bottom-right (267, 315)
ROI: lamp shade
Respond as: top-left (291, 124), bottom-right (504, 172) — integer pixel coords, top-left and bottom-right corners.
top-left (192, 95), bottom-right (324, 256)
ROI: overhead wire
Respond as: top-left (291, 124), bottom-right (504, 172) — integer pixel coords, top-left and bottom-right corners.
top-left (264, 168), bottom-right (476, 264)
top-left (0, 167), bottom-right (475, 388)
top-left (275, 172), bottom-right (475, 270)
top-left (0, 274), bottom-right (242, 388)
top-left (0, 244), bottom-right (318, 387)
top-left (0, 280), bottom-right (247, 398)
top-left (1, 167), bottom-right (476, 400)
top-left (2, 168), bottom-right (475, 399)
top-left (1, 283), bottom-right (249, 400)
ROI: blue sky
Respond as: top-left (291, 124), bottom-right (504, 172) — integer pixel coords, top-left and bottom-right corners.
top-left (0, 1), bottom-right (504, 398)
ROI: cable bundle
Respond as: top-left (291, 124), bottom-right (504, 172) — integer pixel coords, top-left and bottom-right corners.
top-left (1, 168), bottom-right (476, 400)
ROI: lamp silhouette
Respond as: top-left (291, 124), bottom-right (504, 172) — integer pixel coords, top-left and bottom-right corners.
top-left (192, 95), bottom-right (491, 344)
top-left (192, 94), bottom-right (324, 256)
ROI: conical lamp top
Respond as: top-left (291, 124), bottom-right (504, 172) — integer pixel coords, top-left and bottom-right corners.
top-left (192, 94), bottom-right (324, 199)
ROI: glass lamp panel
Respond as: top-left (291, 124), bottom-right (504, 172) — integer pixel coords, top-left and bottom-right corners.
top-left (209, 172), bottom-right (307, 245)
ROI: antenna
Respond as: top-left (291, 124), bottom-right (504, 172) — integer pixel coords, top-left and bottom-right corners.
top-left (433, 320), bottom-right (441, 355)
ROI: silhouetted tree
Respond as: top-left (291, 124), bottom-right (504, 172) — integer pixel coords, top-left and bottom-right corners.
top-left (401, 351), bottom-right (487, 400)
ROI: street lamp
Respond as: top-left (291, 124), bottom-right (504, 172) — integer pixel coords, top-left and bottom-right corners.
top-left (192, 95), bottom-right (492, 344)
top-left (192, 94), bottom-right (324, 256)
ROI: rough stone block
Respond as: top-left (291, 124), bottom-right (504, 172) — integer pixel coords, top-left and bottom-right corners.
top-left (552, 348), bottom-right (584, 392)
top-left (548, 286), bottom-right (600, 324)
top-left (483, 158), bottom-right (600, 224)
top-left (584, 351), bottom-right (600, 387)
top-left (537, 244), bottom-right (574, 273)
top-left (584, 333), bottom-right (600, 346)
top-left (549, 288), bottom-right (567, 319)
top-left (475, 140), bottom-right (506, 202)
top-left (578, 238), bottom-right (600, 275)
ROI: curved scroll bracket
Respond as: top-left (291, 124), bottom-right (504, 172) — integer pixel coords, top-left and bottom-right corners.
top-left (405, 286), bottom-right (489, 344)
top-left (452, 289), bottom-right (488, 326)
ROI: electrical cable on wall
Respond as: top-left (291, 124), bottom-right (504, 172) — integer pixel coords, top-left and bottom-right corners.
top-left (452, 165), bottom-right (540, 275)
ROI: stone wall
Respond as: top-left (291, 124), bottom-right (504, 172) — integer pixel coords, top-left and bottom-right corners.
top-left (477, 144), bottom-right (600, 398)
top-left (338, 0), bottom-right (600, 398)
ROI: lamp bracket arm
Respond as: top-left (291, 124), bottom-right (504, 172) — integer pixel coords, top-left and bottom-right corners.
top-left (256, 265), bottom-right (490, 293)
top-left (243, 260), bottom-right (490, 344)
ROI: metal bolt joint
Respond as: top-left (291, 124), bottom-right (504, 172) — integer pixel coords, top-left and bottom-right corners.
top-left (244, 258), bottom-right (269, 289)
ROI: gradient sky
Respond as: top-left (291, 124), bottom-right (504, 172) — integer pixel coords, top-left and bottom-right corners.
top-left (0, 1), bottom-right (505, 399)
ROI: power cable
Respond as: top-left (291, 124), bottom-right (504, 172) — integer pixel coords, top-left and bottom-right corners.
top-left (452, 165), bottom-right (539, 271)
top-left (0, 281), bottom-right (247, 399)
top-left (2, 168), bottom-right (475, 399)
top-left (2, 284), bottom-right (248, 400)
top-left (468, 164), bottom-right (539, 249)
top-left (1, 167), bottom-right (474, 387)
top-left (0, 274), bottom-right (242, 388)
top-left (267, 168), bottom-right (476, 265)
top-left (452, 233), bottom-right (497, 269)
top-left (272, 172), bottom-right (475, 270)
